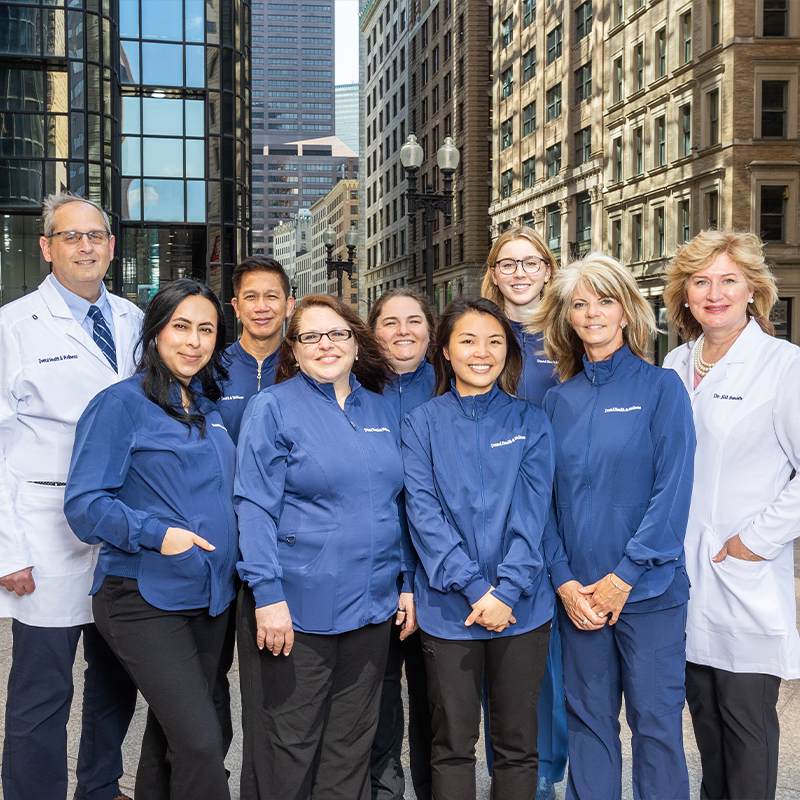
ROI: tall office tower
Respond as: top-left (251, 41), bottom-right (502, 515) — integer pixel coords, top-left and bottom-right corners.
top-left (0, 0), bottom-right (250, 329)
top-left (361, 0), bottom-right (492, 314)
top-left (335, 83), bottom-right (360, 152)
top-left (250, 0), bottom-right (336, 255)
top-left (489, 0), bottom-right (800, 353)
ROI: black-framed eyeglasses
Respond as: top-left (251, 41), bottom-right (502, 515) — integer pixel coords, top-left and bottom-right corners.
top-left (48, 230), bottom-right (111, 245)
top-left (494, 257), bottom-right (547, 275)
top-left (295, 329), bottom-right (354, 345)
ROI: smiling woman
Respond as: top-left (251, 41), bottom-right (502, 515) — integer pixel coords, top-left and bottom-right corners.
top-left (64, 278), bottom-right (236, 800)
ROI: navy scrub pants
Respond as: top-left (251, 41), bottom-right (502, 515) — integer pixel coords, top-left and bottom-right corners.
top-left (1, 618), bottom-right (137, 800)
top-left (558, 601), bottom-right (690, 800)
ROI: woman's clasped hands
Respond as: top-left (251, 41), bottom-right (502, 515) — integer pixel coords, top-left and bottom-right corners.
top-left (557, 573), bottom-right (632, 630)
top-left (465, 587), bottom-right (516, 633)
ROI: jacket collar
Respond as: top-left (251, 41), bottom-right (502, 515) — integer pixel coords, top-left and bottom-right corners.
top-left (393, 358), bottom-right (430, 390)
top-left (230, 339), bottom-right (280, 369)
top-left (446, 380), bottom-right (504, 417)
top-left (299, 370), bottom-right (361, 402)
top-left (581, 343), bottom-right (636, 385)
top-left (688, 318), bottom-right (763, 395)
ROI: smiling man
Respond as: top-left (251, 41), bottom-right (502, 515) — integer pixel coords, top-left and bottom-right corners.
top-left (216, 256), bottom-right (295, 446)
top-left (213, 255), bottom-right (294, 761)
top-left (0, 192), bottom-right (141, 800)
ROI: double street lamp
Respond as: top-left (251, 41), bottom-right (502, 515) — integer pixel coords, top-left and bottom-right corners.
top-left (322, 223), bottom-right (358, 299)
top-left (399, 134), bottom-right (461, 303)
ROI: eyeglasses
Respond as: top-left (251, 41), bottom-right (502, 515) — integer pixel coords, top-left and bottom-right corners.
top-left (295, 329), bottom-right (353, 345)
top-left (494, 257), bottom-right (547, 275)
top-left (48, 230), bottom-right (111, 245)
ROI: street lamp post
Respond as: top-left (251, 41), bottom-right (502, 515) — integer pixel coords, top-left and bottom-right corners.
top-left (322, 224), bottom-right (358, 299)
top-left (399, 134), bottom-right (460, 304)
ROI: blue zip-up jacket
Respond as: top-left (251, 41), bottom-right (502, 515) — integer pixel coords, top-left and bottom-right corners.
top-left (510, 321), bottom-right (558, 406)
top-left (217, 340), bottom-right (280, 445)
top-left (382, 359), bottom-right (436, 421)
top-left (543, 345), bottom-right (696, 610)
top-left (402, 382), bottom-right (555, 640)
top-left (64, 372), bottom-right (237, 617)
top-left (234, 372), bottom-right (408, 634)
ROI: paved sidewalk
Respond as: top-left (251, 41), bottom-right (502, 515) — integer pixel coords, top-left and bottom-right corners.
top-left (0, 552), bottom-right (798, 799)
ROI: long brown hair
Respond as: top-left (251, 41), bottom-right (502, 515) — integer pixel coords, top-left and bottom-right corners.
top-left (276, 295), bottom-right (393, 394)
top-left (664, 229), bottom-right (777, 341)
top-left (432, 297), bottom-right (522, 397)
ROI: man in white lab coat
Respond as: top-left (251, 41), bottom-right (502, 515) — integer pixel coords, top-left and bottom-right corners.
top-left (0, 193), bottom-right (141, 800)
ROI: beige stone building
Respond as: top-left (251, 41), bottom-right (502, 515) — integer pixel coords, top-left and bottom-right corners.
top-left (359, 0), bottom-right (495, 314)
top-left (489, 0), bottom-right (800, 353)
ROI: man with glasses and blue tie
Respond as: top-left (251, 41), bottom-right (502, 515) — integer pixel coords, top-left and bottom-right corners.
top-left (0, 192), bottom-right (141, 800)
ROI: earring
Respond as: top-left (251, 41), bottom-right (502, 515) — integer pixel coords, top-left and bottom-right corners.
top-left (355, 352), bottom-right (359, 361)
top-left (749, 297), bottom-right (754, 304)
top-left (621, 323), bottom-right (627, 329)
top-left (684, 303), bottom-right (689, 308)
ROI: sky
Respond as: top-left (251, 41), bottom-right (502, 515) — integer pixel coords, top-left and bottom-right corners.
top-left (335, 0), bottom-right (360, 85)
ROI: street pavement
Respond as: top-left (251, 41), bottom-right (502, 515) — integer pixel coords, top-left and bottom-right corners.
top-left (0, 544), bottom-right (798, 799)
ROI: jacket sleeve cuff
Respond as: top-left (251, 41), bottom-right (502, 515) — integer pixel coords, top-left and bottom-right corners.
top-left (549, 561), bottom-right (577, 592)
top-left (738, 524), bottom-right (783, 561)
top-left (400, 570), bottom-right (415, 594)
top-left (614, 555), bottom-right (647, 587)
top-left (492, 579), bottom-right (521, 609)
top-left (461, 574), bottom-right (492, 606)
top-left (252, 578), bottom-right (286, 609)
top-left (138, 518), bottom-right (168, 551)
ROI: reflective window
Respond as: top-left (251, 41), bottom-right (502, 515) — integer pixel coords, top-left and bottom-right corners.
top-left (142, 43), bottom-right (183, 86)
top-left (143, 138), bottom-right (184, 177)
top-left (119, 0), bottom-right (139, 37)
top-left (142, 0), bottom-right (183, 41)
top-left (186, 45), bottom-right (205, 87)
top-left (0, 215), bottom-right (47, 305)
top-left (143, 97), bottom-right (183, 135)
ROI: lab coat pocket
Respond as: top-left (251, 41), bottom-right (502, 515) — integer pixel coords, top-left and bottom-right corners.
top-left (711, 555), bottom-right (784, 637)
top-left (18, 482), bottom-right (94, 576)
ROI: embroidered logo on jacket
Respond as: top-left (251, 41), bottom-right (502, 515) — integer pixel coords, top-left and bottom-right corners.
top-left (712, 393), bottom-right (743, 401)
top-left (604, 406), bottom-right (642, 413)
top-left (491, 435), bottom-right (526, 448)
top-left (221, 395), bottom-right (244, 401)
top-left (363, 427), bottom-right (391, 432)
top-left (38, 354), bottom-right (79, 364)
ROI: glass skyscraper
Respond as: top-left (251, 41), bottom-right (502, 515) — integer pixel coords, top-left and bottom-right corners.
top-left (0, 0), bottom-right (250, 333)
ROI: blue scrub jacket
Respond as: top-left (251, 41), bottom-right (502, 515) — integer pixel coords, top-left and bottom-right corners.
top-left (217, 340), bottom-right (280, 445)
top-left (510, 321), bottom-right (558, 406)
top-left (402, 382), bottom-right (555, 640)
top-left (543, 344), bottom-right (696, 609)
top-left (64, 372), bottom-right (238, 617)
top-left (235, 372), bottom-right (408, 634)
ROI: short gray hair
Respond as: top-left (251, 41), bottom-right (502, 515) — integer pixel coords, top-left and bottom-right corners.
top-left (42, 192), bottom-right (111, 237)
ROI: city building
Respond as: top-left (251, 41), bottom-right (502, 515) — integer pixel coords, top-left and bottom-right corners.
top-left (335, 83), bottom-right (360, 152)
top-left (250, 0), bottom-right (337, 254)
top-left (272, 207), bottom-right (312, 292)
top-left (488, 0), bottom-right (800, 352)
top-left (0, 0), bottom-right (251, 331)
top-left (360, 0), bottom-right (494, 313)
top-left (323, 178), bottom-right (360, 311)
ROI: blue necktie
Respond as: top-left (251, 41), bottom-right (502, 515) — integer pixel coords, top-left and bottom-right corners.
top-left (87, 305), bottom-right (118, 372)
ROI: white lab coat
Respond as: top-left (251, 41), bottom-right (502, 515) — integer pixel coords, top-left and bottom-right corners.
top-left (0, 274), bottom-right (142, 627)
top-left (664, 319), bottom-right (800, 679)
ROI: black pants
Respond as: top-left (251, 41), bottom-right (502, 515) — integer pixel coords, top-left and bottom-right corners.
top-left (92, 576), bottom-right (231, 800)
top-left (685, 662), bottom-right (781, 800)
top-left (237, 585), bottom-right (391, 800)
top-left (421, 623), bottom-right (550, 800)
top-left (212, 577), bottom-right (240, 756)
top-left (370, 625), bottom-right (432, 800)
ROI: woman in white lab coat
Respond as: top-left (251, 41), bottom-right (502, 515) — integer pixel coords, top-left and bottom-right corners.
top-left (663, 229), bottom-right (800, 800)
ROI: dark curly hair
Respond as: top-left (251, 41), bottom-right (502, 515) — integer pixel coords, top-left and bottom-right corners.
top-left (276, 295), bottom-right (393, 394)
top-left (136, 279), bottom-right (228, 436)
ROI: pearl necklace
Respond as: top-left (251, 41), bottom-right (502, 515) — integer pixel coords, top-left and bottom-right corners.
top-left (693, 334), bottom-right (716, 378)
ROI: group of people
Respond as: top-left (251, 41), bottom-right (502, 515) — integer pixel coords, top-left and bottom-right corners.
top-left (0, 191), bottom-right (797, 800)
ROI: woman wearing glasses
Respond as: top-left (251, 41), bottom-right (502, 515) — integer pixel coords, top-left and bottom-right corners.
top-left (482, 227), bottom-right (566, 800)
top-left (235, 295), bottom-right (410, 800)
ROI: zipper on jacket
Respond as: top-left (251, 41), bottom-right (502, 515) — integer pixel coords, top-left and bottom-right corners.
top-left (472, 400), bottom-right (490, 586)
top-left (208, 431), bottom-right (233, 616)
top-left (342, 402), bottom-right (376, 621)
top-left (585, 381), bottom-right (600, 578)
top-left (256, 361), bottom-right (263, 391)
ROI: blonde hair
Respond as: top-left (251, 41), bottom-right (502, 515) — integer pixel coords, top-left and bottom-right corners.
top-left (528, 252), bottom-right (657, 382)
top-left (664, 230), bottom-right (778, 341)
top-left (481, 226), bottom-right (558, 308)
